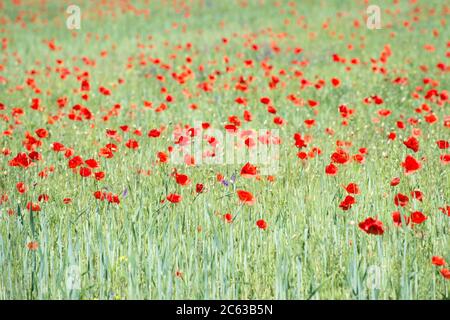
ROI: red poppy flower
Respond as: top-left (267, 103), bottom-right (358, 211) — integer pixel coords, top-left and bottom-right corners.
top-left (195, 183), bottom-right (204, 193)
top-left (0, 193), bottom-right (8, 204)
top-left (9, 152), bottom-right (32, 168)
top-left (79, 167), bottom-right (92, 177)
top-left (167, 193), bottom-right (182, 203)
top-left (81, 79), bottom-right (90, 91)
top-left (394, 193), bottom-right (409, 207)
top-left (105, 144), bottom-right (118, 153)
top-left (64, 148), bottom-right (74, 158)
top-left (331, 149), bottom-right (350, 164)
top-left (106, 129), bottom-right (117, 137)
top-left (390, 177), bottom-right (401, 186)
top-left (224, 124), bottom-right (237, 133)
top-left (438, 206), bottom-right (450, 216)
top-left (344, 183), bottom-right (360, 194)
top-left (331, 77), bottom-right (341, 87)
top-left (358, 217), bottom-right (384, 235)
top-left (377, 108), bottom-right (391, 117)
top-left (243, 110), bottom-right (252, 121)
top-left (26, 202), bottom-right (41, 212)
top-left (411, 190), bottom-right (423, 201)
top-left (68, 155), bottom-right (83, 169)
top-left (157, 151), bottom-right (168, 163)
top-left (104, 192), bottom-right (120, 204)
top-left (403, 136), bottom-right (419, 152)
top-left (148, 129), bottom-right (161, 138)
top-left (325, 163), bottom-right (338, 176)
top-left (396, 121), bottom-right (405, 129)
top-left (224, 213), bottom-right (233, 223)
top-left (99, 86), bottom-right (111, 96)
top-left (236, 190), bottom-right (255, 205)
top-left (436, 140), bottom-right (449, 149)
top-left (294, 133), bottom-right (307, 149)
top-left (38, 194), bottom-right (49, 202)
top-left (35, 128), bottom-right (48, 138)
top-left (431, 256), bottom-right (446, 266)
top-left (410, 211), bottom-right (427, 224)
top-left (401, 155), bottom-right (421, 175)
top-left (240, 162), bottom-right (257, 178)
top-left (440, 269), bottom-right (450, 280)
top-left (125, 139), bottom-right (139, 149)
top-left (424, 113), bottom-right (438, 124)
top-left (267, 106), bottom-right (277, 114)
top-left (260, 97), bottom-right (271, 104)
top-left (229, 115), bottom-right (241, 127)
top-left (85, 158), bottom-right (99, 168)
top-left (52, 142), bottom-right (65, 152)
top-left (94, 191), bottom-right (105, 200)
top-left (304, 119), bottom-right (315, 128)
top-left (94, 171), bottom-right (105, 181)
top-left (235, 97), bottom-right (247, 105)
top-left (392, 211), bottom-right (410, 227)
top-left (297, 151), bottom-right (307, 159)
top-left (175, 173), bottom-right (190, 186)
top-left (339, 195), bottom-right (356, 211)
top-left (16, 182), bottom-right (27, 194)
top-left (308, 100), bottom-right (318, 107)
top-left (119, 125), bottom-right (129, 132)
top-left (28, 151), bottom-right (41, 161)
top-left (440, 154), bottom-right (450, 165)
top-left (256, 219), bottom-right (268, 230)
top-left (388, 132), bottom-right (397, 140)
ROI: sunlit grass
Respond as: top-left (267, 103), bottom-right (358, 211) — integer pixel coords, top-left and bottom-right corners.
top-left (0, 0), bottom-right (449, 299)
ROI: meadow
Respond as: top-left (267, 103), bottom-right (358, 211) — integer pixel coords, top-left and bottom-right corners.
top-left (0, 0), bottom-right (449, 299)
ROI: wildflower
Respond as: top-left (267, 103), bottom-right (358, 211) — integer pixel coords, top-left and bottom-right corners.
top-left (256, 219), bottom-right (268, 230)
top-left (358, 217), bottom-right (384, 235)
top-left (236, 190), bottom-right (255, 205)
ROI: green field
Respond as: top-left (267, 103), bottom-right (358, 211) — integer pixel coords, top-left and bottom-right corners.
top-left (0, 0), bottom-right (449, 299)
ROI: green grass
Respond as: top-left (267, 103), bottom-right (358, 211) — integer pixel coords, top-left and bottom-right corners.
top-left (0, 0), bottom-right (449, 299)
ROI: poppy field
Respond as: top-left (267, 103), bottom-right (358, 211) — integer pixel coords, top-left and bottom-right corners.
top-left (0, 0), bottom-right (449, 300)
